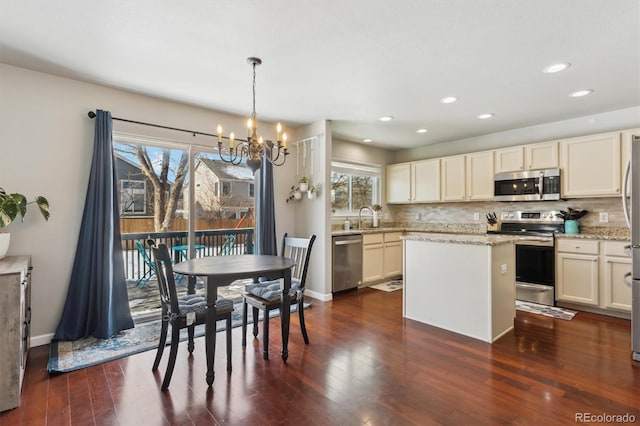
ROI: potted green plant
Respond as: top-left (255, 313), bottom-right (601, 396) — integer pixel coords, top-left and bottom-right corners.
top-left (556, 208), bottom-right (588, 234)
top-left (298, 176), bottom-right (309, 192)
top-left (307, 184), bottom-right (321, 199)
top-left (286, 186), bottom-right (303, 203)
top-left (0, 187), bottom-right (50, 258)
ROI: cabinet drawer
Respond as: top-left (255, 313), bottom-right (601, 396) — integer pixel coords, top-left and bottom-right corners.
top-left (603, 241), bottom-right (631, 257)
top-left (363, 233), bottom-right (384, 245)
top-left (383, 232), bottom-right (403, 243)
top-left (556, 239), bottom-right (599, 255)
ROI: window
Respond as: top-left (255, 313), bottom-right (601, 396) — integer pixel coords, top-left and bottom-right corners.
top-left (248, 183), bottom-right (255, 198)
top-left (120, 180), bottom-right (146, 214)
top-left (331, 161), bottom-right (381, 215)
top-left (222, 181), bottom-right (231, 197)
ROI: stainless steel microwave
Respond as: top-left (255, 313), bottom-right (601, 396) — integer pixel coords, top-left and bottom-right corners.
top-left (494, 168), bottom-right (561, 201)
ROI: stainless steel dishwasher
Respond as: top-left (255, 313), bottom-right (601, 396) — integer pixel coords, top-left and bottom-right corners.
top-left (332, 234), bottom-right (363, 293)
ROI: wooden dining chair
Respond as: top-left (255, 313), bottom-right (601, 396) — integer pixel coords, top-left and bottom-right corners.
top-left (241, 233), bottom-right (316, 359)
top-left (150, 243), bottom-right (234, 390)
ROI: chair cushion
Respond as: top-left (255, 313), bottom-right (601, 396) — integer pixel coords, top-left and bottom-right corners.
top-left (245, 278), bottom-right (301, 302)
top-left (178, 294), bottom-right (207, 314)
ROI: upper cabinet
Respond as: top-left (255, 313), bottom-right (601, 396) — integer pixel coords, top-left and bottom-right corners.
top-left (560, 132), bottom-right (621, 198)
top-left (412, 159), bottom-right (441, 203)
top-left (525, 141), bottom-right (559, 170)
top-left (386, 163), bottom-right (412, 203)
top-left (441, 155), bottom-right (466, 201)
top-left (386, 159), bottom-right (440, 204)
top-left (385, 127), bottom-right (634, 204)
top-left (494, 146), bottom-right (524, 173)
top-left (466, 151), bottom-right (494, 200)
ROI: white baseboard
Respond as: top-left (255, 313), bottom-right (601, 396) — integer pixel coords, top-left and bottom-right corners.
top-left (31, 333), bottom-right (54, 348)
top-left (305, 289), bottom-right (332, 301)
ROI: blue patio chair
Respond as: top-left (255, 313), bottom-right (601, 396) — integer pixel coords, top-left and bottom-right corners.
top-left (135, 239), bottom-right (157, 288)
top-left (220, 234), bottom-right (236, 255)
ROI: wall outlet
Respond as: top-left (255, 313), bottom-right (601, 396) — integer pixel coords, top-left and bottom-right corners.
top-left (415, 212), bottom-right (421, 221)
top-left (500, 264), bottom-right (507, 274)
top-left (599, 212), bottom-right (609, 223)
top-left (473, 212), bottom-right (480, 221)
top-left (384, 213), bottom-right (390, 220)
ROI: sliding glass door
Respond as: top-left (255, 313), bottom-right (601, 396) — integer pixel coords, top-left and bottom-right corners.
top-left (113, 135), bottom-right (255, 319)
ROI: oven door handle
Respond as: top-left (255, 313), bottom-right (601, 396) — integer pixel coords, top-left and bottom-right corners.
top-left (515, 240), bottom-right (554, 247)
top-left (516, 283), bottom-right (551, 292)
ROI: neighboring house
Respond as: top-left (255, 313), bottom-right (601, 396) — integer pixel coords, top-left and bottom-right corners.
top-left (114, 154), bottom-right (173, 216)
top-left (191, 158), bottom-right (255, 220)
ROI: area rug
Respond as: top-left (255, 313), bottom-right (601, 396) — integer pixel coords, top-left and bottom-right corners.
top-left (48, 302), bottom-right (310, 373)
top-left (516, 300), bottom-right (577, 320)
top-left (370, 280), bottom-right (403, 292)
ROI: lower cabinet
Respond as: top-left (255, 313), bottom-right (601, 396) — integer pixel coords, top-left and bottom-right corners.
top-left (0, 256), bottom-right (32, 412)
top-left (363, 232), bottom-right (403, 284)
top-left (556, 239), bottom-right (632, 314)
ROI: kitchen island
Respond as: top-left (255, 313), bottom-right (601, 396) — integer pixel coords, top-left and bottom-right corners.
top-left (402, 233), bottom-right (517, 343)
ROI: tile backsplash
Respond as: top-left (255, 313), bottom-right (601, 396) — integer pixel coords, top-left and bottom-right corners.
top-left (386, 197), bottom-right (627, 228)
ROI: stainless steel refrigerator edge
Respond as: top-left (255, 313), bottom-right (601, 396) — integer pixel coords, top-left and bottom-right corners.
top-left (332, 234), bottom-right (363, 293)
top-left (623, 135), bottom-right (640, 362)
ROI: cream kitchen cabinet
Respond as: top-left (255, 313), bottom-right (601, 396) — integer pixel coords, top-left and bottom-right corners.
top-left (556, 239), bottom-right (632, 315)
top-left (386, 162), bottom-right (412, 203)
top-left (363, 232), bottom-right (403, 284)
top-left (441, 155), bottom-right (466, 201)
top-left (560, 132), bottom-right (621, 197)
top-left (362, 233), bottom-right (384, 283)
top-left (602, 241), bottom-right (632, 312)
top-left (465, 151), bottom-right (494, 200)
top-left (0, 256), bottom-right (32, 412)
top-left (494, 146), bottom-right (524, 173)
top-left (383, 232), bottom-right (403, 278)
top-left (386, 159), bottom-right (440, 204)
top-left (556, 239), bottom-right (599, 306)
top-left (525, 141), bottom-right (559, 170)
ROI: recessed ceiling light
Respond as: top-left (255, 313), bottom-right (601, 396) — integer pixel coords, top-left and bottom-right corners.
top-left (477, 113), bottom-right (495, 120)
top-left (440, 96), bottom-right (458, 104)
top-left (569, 89), bottom-right (594, 98)
top-left (363, 138), bottom-right (373, 143)
top-left (543, 62), bottom-right (571, 74)
top-left (416, 128), bottom-right (428, 133)
top-left (378, 116), bottom-right (393, 122)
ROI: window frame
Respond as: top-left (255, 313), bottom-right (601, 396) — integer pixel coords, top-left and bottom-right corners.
top-left (120, 179), bottom-right (147, 215)
top-left (331, 160), bottom-right (381, 217)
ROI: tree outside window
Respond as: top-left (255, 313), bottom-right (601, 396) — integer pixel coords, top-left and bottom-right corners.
top-left (331, 161), bottom-right (381, 215)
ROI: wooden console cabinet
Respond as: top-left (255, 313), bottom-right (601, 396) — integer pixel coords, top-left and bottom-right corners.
top-left (0, 256), bottom-right (32, 412)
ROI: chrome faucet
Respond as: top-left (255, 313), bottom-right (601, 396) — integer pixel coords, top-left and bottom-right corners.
top-left (358, 205), bottom-right (374, 229)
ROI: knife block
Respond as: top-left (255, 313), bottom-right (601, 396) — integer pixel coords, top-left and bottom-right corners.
top-left (486, 223), bottom-right (499, 232)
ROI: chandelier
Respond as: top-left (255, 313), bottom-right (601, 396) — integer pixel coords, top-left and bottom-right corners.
top-left (216, 57), bottom-right (289, 173)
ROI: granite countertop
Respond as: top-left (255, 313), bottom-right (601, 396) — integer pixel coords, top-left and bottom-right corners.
top-left (331, 227), bottom-right (403, 236)
top-left (401, 233), bottom-right (518, 246)
top-left (554, 226), bottom-right (629, 241)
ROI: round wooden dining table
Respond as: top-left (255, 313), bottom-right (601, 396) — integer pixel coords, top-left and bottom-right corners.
top-left (173, 254), bottom-right (296, 385)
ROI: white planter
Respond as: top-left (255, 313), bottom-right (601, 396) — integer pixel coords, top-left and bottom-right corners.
top-left (293, 191), bottom-right (303, 200)
top-left (299, 182), bottom-right (308, 192)
top-left (0, 233), bottom-right (10, 259)
top-left (307, 191), bottom-right (316, 200)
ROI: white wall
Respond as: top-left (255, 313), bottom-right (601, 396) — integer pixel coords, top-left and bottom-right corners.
top-left (287, 121), bottom-right (332, 300)
top-left (394, 106), bottom-right (640, 162)
top-left (0, 63), bottom-right (297, 343)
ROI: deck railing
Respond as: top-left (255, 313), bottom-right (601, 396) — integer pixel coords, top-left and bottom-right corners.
top-left (121, 228), bottom-right (254, 282)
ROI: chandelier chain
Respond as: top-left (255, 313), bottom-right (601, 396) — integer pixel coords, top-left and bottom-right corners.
top-left (251, 61), bottom-right (257, 122)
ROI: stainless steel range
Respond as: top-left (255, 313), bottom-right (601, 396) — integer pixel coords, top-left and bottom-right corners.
top-left (489, 211), bottom-right (564, 306)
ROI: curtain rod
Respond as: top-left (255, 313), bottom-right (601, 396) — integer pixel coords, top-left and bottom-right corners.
top-left (88, 110), bottom-right (217, 138)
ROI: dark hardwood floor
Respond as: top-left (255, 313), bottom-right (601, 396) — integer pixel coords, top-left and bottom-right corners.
top-left (2, 288), bottom-right (639, 425)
